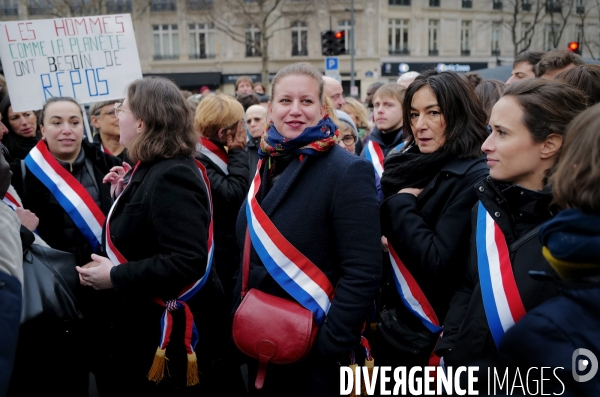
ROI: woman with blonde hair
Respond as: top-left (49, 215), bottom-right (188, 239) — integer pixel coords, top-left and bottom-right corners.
top-left (195, 93), bottom-right (249, 300)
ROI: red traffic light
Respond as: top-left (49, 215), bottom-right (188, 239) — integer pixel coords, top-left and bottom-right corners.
top-left (568, 41), bottom-right (580, 52)
top-left (334, 31), bottom-right (344, 39)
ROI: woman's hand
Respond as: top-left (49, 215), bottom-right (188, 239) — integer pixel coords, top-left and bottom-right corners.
top-left (103, 162), bottom-right (132, 198)
top-left (398, 187), bottom-right (424, 197)
top-left (381, 236), bottom-right (389, 253)
top-left (76, 254), bottom-right (115, 290)
top-left (226, 120), bottom-right (247, 150)
top-left (15, 207), bottom-right (39, 231)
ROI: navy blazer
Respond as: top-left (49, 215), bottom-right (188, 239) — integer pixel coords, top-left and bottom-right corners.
top-left (235, 145), bottom-right (382, 359)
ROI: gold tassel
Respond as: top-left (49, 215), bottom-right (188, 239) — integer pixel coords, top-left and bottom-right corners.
top-left (147, 347), bottom-right (167, 383)
top-left (361, 358), bottom-right (375, 396)
top-left (349, 363), bottom-right (359, 397)
top-left (187, 352), bottom-right (200, 386)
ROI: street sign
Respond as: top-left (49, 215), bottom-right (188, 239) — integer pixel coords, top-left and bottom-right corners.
top-left (351, 86), bottom-right (358, 96)
top-left (325, 57), bottom-right (339, 72)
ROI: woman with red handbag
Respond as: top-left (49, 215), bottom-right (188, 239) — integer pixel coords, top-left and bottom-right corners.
top-left (232, 62), bottom-right (382, 396)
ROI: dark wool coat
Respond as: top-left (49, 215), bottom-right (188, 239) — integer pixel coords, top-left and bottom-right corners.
top-left (379, 156), bottom-right (489, 326)
top-left (91, 157), bottom-right (230, 396)
top-left (8, 140), bottom-right (120, 397)
top-left (439, 177), bottom-right (559, 367)
top-left (499, 280), bottom-right (600, 397)
top-left (196, 143), bottom-right (249, 301)
top-left (234, 145), bottom-right (382, 397)
top-left (245, 136), bottom-right (261, 182)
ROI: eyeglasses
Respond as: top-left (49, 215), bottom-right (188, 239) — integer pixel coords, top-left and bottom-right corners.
top-left (340, 134), bottom-right (357, 146)
top-left (101, 109), bottom-right (117, 118)
top-left (114, 103), bottom-right (131, 118)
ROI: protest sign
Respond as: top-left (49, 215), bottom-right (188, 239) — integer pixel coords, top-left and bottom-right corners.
top-left (0, 14), bottom-right (143, 111)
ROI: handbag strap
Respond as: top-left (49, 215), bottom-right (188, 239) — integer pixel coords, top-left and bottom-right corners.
top-left (241, 227), bottom-right (251, 299)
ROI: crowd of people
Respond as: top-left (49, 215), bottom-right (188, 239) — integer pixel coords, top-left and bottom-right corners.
top-left (0, 45), bottom-right (599, 397)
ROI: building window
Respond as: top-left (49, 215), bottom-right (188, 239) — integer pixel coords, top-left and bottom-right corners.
top-left (389, 0), bottom-right (410, 5)
top-left (575, 24), bottom-right (584, 44)
top-left (245, 24), bottom-right (261, 57)
top-left (428, 20), bottom-right (439, 56)
top-left (430, 0), bottom-right (440, 6)
top-left (291, 21), bottom-right (307, 56)
top-left (2, 0), bottom-right (19, 15)
top-left (151, 0), bottom-right (176, 12)
top-left (522, 0), bottom-right (531, 11)
top-left (544, 23), bottom-right (559, 50)
top-left (493, 0), bottom-right (502, 10)
top-left (338, 20), bottom-right (352, 54)
top-left (462, 0), bottom-right (472, 8)
top-left (153, 24), bottom-right (179, 60)
top-left (461, 21), bottom-right (471, 56)
top-left (388, 19), bottom-right (409, 55)
top-left (28, 0), bottom-right (53, 15)
top-left (576, 0), bottom-right (584, 14)
top-left (491, 22), bottom-right (501, 55)
top-left (189, 23), bottom-right (215, 59)
top-left (107, 0), bottom-right (132, 13)
top-left (546, 0), bottom-right (561, 12)
top-left (186, 0), bottom-right (213, 10)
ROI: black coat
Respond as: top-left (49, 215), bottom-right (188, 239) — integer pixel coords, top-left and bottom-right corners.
top-left (379, 156), bottom-right (489, 326)
top-left (10, 140), bottom-right (121, 266)
top-left (499, 279), bottom-right (600, 396)
top-left (439, 177), bottom-right (559, 367)
top-left (234, 145), bottom-right (382, 396)
top-left (92, 157), bottom-right (229, 396)
top-left (245, 136), bottom-right (261, 182)
top-left (196, 142), bottom-right (249, 300)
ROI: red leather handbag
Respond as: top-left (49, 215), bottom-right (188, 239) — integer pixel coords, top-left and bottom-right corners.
top-left (232, 230), bottom-right (319, 389)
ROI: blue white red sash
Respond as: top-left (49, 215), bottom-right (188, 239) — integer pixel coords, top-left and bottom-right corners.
top-left (3, 191), bottom-right (20, 211)
top-left (388, 244), bottom-right (442, 333)
top-left (104, 158), bottom-right (214, 385)
top-left (198, 137), bottom-right (228, 175)
top-left (365, 141), bottom-right (385, 178)
top-left (245, 159), bottom-right (335, 325)
top-left (25, 140), bottom-right (105, 251)
top-left (476, 201), bottom-right (526, 348)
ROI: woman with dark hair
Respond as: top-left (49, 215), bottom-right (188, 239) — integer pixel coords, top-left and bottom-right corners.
top-left (0, 96), bottom-right (42, 161)
top-left (374, 69), bottom-right (489, 368)
top-left (498, 103), bottom-right (600, 396)
top-left (233, 62), bottom-right (381, 396)
top-left (438, 79), bottom-right (588, 371)
top-left (8, 96), bottom-right (121, 396)
top-left (555, 64), bottom-right (600, 106)
top-left (475, 79), bottom-right (506, 123)
top-left (76, 77), bottom-right (228, 396)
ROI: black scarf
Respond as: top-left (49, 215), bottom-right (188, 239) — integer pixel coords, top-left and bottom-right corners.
top-left (380, 144), bottom-right (453, 198)
top-left (3, 131), bottom-right (41, 161)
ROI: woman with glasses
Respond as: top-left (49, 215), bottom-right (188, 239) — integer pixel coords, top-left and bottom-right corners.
top-left (0, 96), bottom-right (42, 161)
top-left (8, 97), bottom-right (121, 397)
top-left (77, 77), bottom-right (229, 396)
top-left (335, 110), bottom-right (359, 154)
top-left (89, 99), bottom-right (128, 162)
top-left (194, 93), bottom-right (249, 302)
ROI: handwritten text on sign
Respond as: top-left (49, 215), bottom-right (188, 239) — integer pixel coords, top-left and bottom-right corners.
top-left (0, 14), bottom-right (143, 112)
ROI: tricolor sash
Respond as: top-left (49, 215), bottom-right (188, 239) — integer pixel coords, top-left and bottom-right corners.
top-left (364, 141), bottom-right (405, 178)
top-left (3, 192), bottom-right (20, 211)
top-left (25, 141), bottom-right (105, 251)
top-left (245, 159), bottom-right (335, 325)
top-left (476, 201), bottom-right (526, 348)
top-left (105, 158), bottom-right (214, 386)
top-left (198, 137), bottom-right (228, 175)
top-left (388, 244), bottom-right (442, 333)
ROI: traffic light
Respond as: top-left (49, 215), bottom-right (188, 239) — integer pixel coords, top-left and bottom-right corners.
top-left (321, 30), bottom-right (346, 55)
top-left (568, 41), bottom-right (581, 55)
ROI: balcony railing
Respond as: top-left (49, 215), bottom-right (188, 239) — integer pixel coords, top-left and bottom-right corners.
top-left (389, 48), bottom-right (410, 55)
top-left (151, 1), bottom-right (176, 11)
top-left (153, 54), bottom-right (179, 60)
top-left (186, 0), bottom-right (213, 11)
top-left (493, 1), bottom-right (502, 10)
top-left (189, 53), bottom-right (216, 59)
top-left (107, 3), bottom-right (132, 13)
top-left (389, 0), bottom-right (410, 5)
top-left (462, 0), bottom-right (472, 8)
top-left (28, 5), bottom-right (53, 15)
